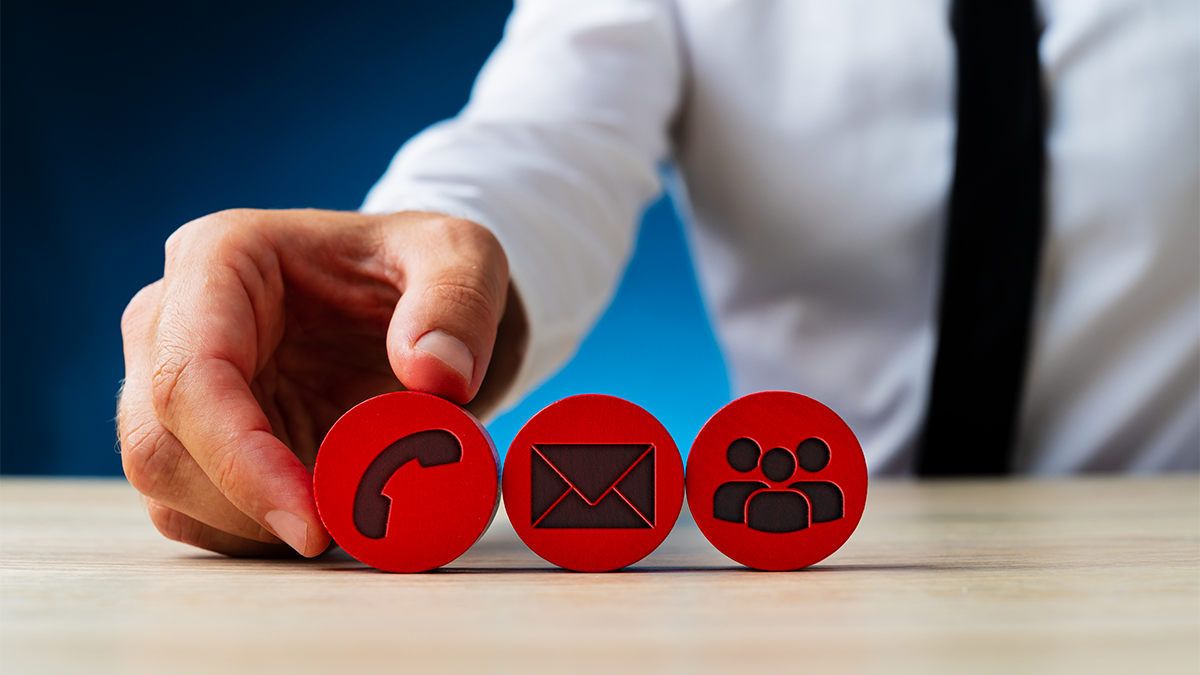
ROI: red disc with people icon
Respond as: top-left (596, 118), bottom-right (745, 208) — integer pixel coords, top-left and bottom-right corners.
top-left (686, 391), bottom-right (867, 571)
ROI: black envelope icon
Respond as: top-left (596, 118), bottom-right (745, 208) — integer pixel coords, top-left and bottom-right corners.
top-left (531, 444), bottom-right (655, 528)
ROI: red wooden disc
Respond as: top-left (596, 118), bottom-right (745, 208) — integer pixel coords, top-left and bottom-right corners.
top-left (686, 391), bottom-right (867, 571)
top-left (502, 394), bottom-right (684, 572)
top-left (313, 391), bottom-right (500, 573)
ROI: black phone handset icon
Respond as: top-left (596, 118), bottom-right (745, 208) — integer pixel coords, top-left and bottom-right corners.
top-left (352, 429), bottom-right (463, 539)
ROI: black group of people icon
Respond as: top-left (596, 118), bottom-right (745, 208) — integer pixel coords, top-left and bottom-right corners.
top-left (713, 437), bottom-right (845, 533)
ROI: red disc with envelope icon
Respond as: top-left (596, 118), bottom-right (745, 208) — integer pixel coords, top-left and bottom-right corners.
top-left (503, 394), bottom-right (684, 572)
top-left (686, 391), bottom-right (867, 571)
top-left (314, 391), bottom-right (500, 573)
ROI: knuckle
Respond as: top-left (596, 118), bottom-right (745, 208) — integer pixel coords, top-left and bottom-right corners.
top-left (120, 417), bottom-right (181, 498)
top-left (120, 281), bottom-right (162, 337)
top-left (164, 216), bottom-right (215, 261)
top-left (207, 443), bottom-right (245, 501)
top-left (149, 344), bottom-right (191, 422)
top-left (206, 208), bottom-right (269, 238)
top-left (424, 275), bottom-right (500, 329)
top-left (165, 209), bottom-right (268, 263)
top-left (428, 217), bottom-right (505, 263)
top-left (163, 225), bottom-right (187, 260)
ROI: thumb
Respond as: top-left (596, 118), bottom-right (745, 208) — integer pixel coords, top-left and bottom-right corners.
top-left (385, 217), bottom-right (510, 405)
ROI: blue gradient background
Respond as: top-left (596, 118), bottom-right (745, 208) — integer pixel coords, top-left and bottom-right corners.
top-left (1, 0), bottom-right (729, 475)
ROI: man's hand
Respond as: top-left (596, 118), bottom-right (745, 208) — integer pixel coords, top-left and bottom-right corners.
top-left (117, 209), bottom-right (527, 557)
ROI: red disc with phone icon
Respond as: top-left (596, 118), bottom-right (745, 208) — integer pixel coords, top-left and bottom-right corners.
top-left (686, 391), bottom-right (867, 571)
top-left (503, 394), bottom-right (684, 572)
top-left (314, 391), bottom-right (500, 573)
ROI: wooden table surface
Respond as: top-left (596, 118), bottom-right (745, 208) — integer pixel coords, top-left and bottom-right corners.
top-left (1, 475), bottom-right (1197, 674)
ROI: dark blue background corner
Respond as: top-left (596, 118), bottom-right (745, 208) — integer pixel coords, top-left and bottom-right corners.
top-left (1, 0), bottom-right (728, 475)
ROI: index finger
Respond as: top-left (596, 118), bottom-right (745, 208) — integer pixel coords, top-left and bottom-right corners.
top-left (152, 214), bottom-right (330, 557)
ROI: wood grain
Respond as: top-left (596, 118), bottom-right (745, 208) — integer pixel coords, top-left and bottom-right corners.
top-left (2, 475), bottom-right (1197, 674)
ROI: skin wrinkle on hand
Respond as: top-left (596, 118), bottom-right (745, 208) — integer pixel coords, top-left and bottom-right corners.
top-left (118, 209), bottom-right (524, 558)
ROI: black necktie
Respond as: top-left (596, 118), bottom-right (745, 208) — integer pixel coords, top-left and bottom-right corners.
top-left (918, 0), bottom-right (1047, 476)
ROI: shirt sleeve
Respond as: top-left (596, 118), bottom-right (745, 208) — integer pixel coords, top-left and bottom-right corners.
top-left (361, 0), bottom-right (683, 415)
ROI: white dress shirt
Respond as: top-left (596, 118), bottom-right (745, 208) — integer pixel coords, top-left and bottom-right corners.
top-left (362, 0), bottom-right (1199, 473)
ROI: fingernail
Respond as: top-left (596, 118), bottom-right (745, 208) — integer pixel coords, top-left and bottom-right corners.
top-left (265, 509), bottom-right (309, 556)
top-left (415, 330), bottom-right (474, 383)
